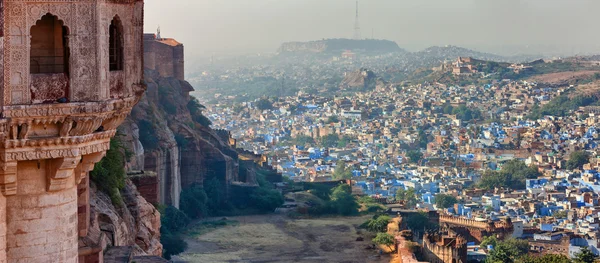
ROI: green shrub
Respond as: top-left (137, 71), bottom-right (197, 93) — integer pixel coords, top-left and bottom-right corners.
top-left (160, 228), bottom-right (187, 260)
top-left (161, 205), bottom-right (190, 233)
top-left (250, 187), bottom-right (284, 212)
top-left (90, 137), bottom-right (126, 206)
top-left (179, 184), bottom-right (208, 219)
top-left (188, 98), bottom-right (212, 127)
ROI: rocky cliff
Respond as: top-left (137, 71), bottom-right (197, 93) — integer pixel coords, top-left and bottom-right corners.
top-left (80, 180), bottom-right (162, 258)
top-left (340, 68), bottom-right (388, 91)
top-left (278, 38), bottom-right (402, 54)
top-left (120, 69), bottom-right (241, 208)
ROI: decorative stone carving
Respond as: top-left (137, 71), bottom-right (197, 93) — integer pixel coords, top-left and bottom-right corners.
top-left (76, 152), bottom-right (106, 185)
top-left (46, 156), bottom-right (81, 192)
top-left (0, 161), bottom-right (17, 196)
top-left (60, 117), bottom-right (73, 137)
top-left (69, 116), bottom-right (103, 136)
top-left (17, 122), bottom-right (28, 139)
top-left (101, 112), bottom-right (128, 130)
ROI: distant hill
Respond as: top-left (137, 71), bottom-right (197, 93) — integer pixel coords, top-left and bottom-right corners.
top-left (278, 38), bottom-right (404, 54)
top-left (416, 45), bottom-right (507, 62)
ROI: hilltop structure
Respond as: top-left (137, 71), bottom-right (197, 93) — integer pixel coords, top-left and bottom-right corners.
top-left (144, 31), bottom-right (184, 81)
top-left (0, 0), bottom-right (145, 262)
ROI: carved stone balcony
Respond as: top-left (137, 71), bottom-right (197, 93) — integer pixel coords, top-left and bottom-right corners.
top-left (0, 94), bottom-right (141, 195)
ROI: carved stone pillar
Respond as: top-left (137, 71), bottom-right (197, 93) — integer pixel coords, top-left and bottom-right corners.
top-left (47, 157), bottom-right (81, 192)
top-left (76, 152), bottom-right (105, 237)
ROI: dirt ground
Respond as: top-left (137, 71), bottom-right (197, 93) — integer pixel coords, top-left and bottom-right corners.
top-left (527, 70), bottom-right (600, 84)
top-left (172, 214), bottom-right (399, 263)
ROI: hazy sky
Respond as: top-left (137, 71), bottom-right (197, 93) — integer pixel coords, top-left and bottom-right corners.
top-left (144, 0), bottom-right (600, 57)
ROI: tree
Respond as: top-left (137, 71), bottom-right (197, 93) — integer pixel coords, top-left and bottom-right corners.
top-left (320, 134), bottom-right (340, 148)
top-left (417, 130), bottom-right (429, 148)
top-left (574, 246), bottom-right (596, 263)
top-left (161, 228), bottom-right (188, 260)
top-left (250, 187), bottom-right (284, 212)
top-left (329, 184), bottom-right (359, 216)
top-left (567, 151), bottom-right (590, 170)
top-left (443, 104), bottom-right (454, 114)
top-left (435, 194), bottom-right (458, 209)
top-left (161, 206), bottom-right (191, 233)
top-left (520, 254), bottom-right (571, 263)
top-left (333, 160), bottom-right (353, 180)
top-left (404, 211), bottom-right (437, 232)
top-left (486, 238), bottom-right (529, 263)
top-left (179, 184), bottom-right (209, 219)
top-left (407, 150), bottom-right (423, 164)
top-left (372, 232), bottom-right (395, 251)
top-left (365, 215), bottom-right (392, 233)
top-left (337, 135), bottom-right (354, 148)
top-left (293, 135), bottom-right (315, 146)
top-left (396, 187), bottom-right (418, 209)
top-left (255, 98), bottom-right (273, 110)
top-left (204, 177), bottom-right (224, 214)
top-left (326, 115), bottom-right (339, 124)
top-left (480, 235), bottom-right (498, 249)
top-left (478, 160), bottom-right (541, 190)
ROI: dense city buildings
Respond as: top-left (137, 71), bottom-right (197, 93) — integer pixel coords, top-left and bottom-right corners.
top-left (205, 55), bottom-right (600, 261)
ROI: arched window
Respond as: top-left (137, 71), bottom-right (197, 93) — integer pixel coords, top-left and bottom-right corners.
top-left (30, 14), bottom-right (68, 74)
top-left (109, 16), bottom-right (123, 71)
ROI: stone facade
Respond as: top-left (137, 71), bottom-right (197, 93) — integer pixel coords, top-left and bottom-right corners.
top-left (143, 34), bottom-right (184, 81)
top-left (422, 232), bottom-right (468, 263)
top-left (0, 0), bottom-right (144, 262)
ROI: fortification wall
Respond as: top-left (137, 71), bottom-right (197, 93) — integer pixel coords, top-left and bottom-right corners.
top-left (439, 215), bottom-right (491, 229)
top-left (422, 233), bottom-right (467, 263)
top-left (143, 35), bottom-right (184, 81)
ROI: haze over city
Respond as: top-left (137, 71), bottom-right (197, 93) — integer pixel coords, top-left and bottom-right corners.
top-left (144, 0), bottom-right (600, 57)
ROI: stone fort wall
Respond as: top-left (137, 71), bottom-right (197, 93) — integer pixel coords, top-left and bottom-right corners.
top-left (144, 34), bottom-right (184, 81)
top-left (422, 233), bottom-right (468, 263)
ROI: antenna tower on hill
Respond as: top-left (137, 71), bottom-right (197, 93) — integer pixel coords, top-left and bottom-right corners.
top-left (353, 1), bottom-right (361, 40)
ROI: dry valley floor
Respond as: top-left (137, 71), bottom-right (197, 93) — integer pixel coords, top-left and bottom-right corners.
top-left (172, 215), bottom-right (397, 263)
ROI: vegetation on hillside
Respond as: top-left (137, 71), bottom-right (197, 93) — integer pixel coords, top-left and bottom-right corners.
top-left (333, 160), bottom-right (353, 180)
top-left (396, 187), bottom-right (418, 209)
top-left (435, 194), bottom-right (458, 209)
top-left (90, 136), bottom-right (130, 206)
top-left (484, 237), bottom-right (595, 263)
top-left (372, 232), bottom-right (395, 251)
top-left (566, 151), bottom-right (590, 170)
top-left (528, 94), bottom-right (599, 120)
top-left (363, 214), bottom-right (392, 233)
top-left (307, 183), bottom-right (359, 216)
top-left (403, 211), bottom-right (438, 232)
top-left (188, 97), bottom-right (212, 127)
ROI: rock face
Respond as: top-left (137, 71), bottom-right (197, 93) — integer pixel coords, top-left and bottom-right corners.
top-left (82, 180), bottom-right (162, 257)
top-left (278, 38), bottom-right (402, 54)
top-left (120, 68), bottom-right (241, 208)
top-left (340, 68), bottom-right (380, 90)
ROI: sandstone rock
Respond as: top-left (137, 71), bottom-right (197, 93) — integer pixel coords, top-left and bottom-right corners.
top-left (87, 180), bottom-right (162, 257)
